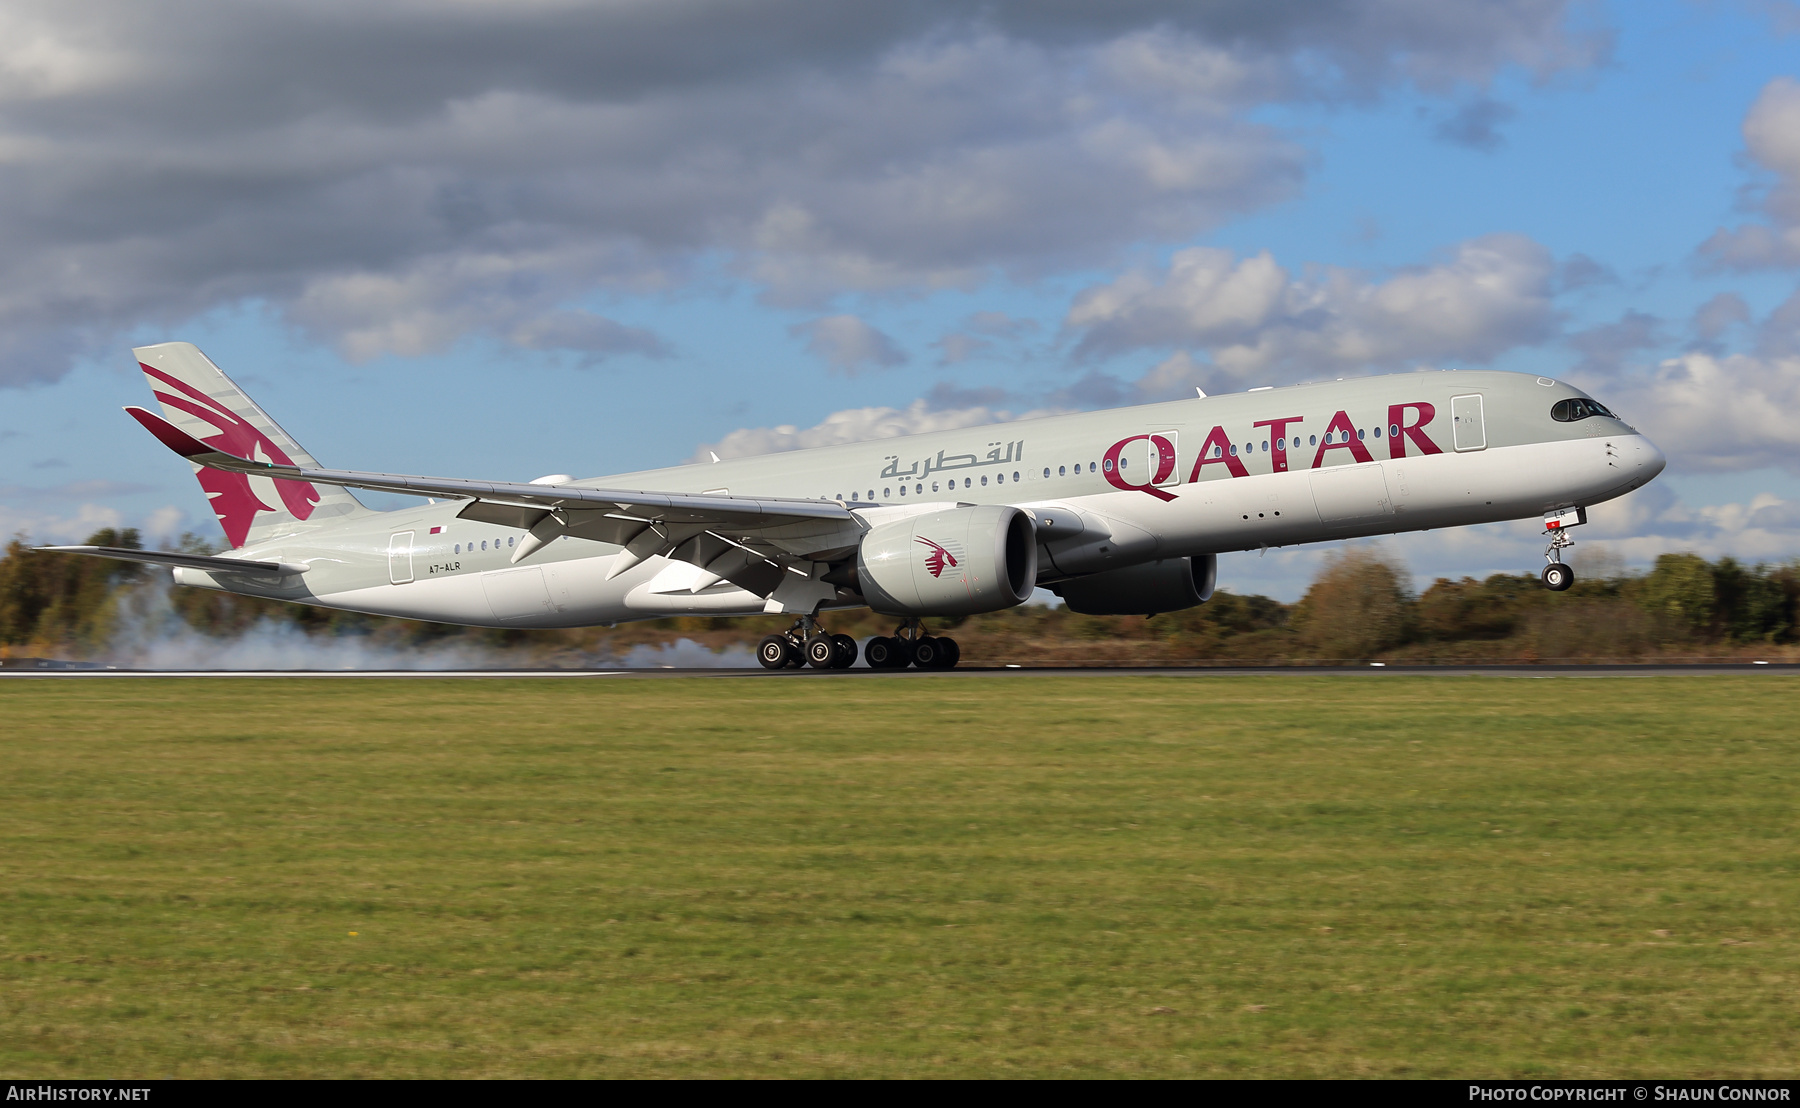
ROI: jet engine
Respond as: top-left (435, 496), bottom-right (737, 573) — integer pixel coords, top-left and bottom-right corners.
top-left (852, 504), bottom-right (1038, 616)
top-left (1051, 554), bottom-right (1216, 616)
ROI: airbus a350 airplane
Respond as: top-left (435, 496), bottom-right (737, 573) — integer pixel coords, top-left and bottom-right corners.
top-left (41, 342), bottom-right (1665, 669)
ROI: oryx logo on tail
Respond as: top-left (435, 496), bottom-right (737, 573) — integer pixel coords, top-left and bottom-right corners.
top-left (142, 364), bottom-right (320, 547)
top-left (916, 536), bottom-right (958, 578)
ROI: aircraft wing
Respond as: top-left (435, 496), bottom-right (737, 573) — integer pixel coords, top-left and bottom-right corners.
top-left (37, 545), bottom-right (309, 576)
top-left (125, 405), bottom-right (863, 592)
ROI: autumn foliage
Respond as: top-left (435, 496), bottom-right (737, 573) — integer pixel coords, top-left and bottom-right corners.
top-left (2, 530), bottom-right (1798, 665)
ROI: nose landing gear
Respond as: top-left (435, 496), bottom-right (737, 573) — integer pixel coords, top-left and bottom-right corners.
top-left (1539, 507), bottom-right (1585, 592)
top-left (1541, 559), bottom-right (1574, 591)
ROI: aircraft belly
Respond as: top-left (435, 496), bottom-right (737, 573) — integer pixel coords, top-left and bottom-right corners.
top-left (1088, 471), bottom-right (1325, 558)
top-left (1396, 436), bottom-right (1643, 529)
top-left (308, 573), bottom-right (508, 626)
top-left (309, 554), bottom-right (637, 628)
top-left (481, 566), bottom-right (557, 624)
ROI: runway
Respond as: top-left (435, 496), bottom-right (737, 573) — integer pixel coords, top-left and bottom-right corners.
top-left (2, 663), bottom-right (1795, 678)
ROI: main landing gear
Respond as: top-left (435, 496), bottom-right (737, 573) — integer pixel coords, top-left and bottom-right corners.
top-left (757, 616), bottom-right (859, 670)
top-left (865, 619), bottom-right (961, 670)
top-left (757, 618), bottom-right (961, 670)
top-left (1539, 507), bottom-right (1584, 592)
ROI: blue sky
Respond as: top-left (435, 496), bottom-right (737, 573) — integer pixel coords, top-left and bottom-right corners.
top-left (2, 0), bottom-right (1798, 599)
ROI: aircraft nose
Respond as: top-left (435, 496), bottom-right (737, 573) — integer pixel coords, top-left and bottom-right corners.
top-left (1636, 435), bottom-right (1667, 481)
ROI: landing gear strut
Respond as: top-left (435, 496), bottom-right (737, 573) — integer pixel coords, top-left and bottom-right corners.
top-left (866, 619), bottom-right (960, 670)
top-left (757, 615), bottom-right (859, 670)
top-left (1540, 507), bottom-right (1583, 592)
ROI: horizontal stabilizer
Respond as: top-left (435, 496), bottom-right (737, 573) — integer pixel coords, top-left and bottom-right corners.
top-left (36, 546), bottom-right (309, 576)
top-left (125, 405), bottom-right (231, 462)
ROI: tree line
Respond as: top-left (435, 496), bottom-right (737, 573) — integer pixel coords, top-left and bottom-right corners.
top-left (3, 529), bottom-right (1797, 665)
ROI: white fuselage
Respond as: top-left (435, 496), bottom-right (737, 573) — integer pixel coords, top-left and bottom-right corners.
top-left (179, 371), bottom-right (1666, 627)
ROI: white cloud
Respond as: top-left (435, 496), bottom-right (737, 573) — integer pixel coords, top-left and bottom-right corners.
top-left (932, 311), bottom-right (1040, 365)
top-left (0, 501), bottom-right (123, 544)
top-left (1692, 292), bottom-right (1753, 342)
top-left (0, 1), bottom-right (1606, 384)
top-left (506, 310), bottom-right (668, 362)
top-left (0, 7), bottom-right (142, 100)
top-left (142, 505), bottom-right (188, 543)
top-left (0, 478), bottom-right (189, 545)
top-left (1698, 76), bottom-right (1800, 270)
top-left (1068, 234), bottom-right (1560, 381)
top-left (693, 397), bottom-right (1066, 462)
top-left (1134, 351), bottom-right (1217, 401)
top-left (285, 244), bottom-right (667, 362)
top-left (1433, 97), bottom-right (1518, 151)
top-left (790, 315), bottom-right (908, 375)
top-left (934, 332), bottom-right (993, 365)
top-left (1566, 310), bottom-right (1663, 376)
top-left (1607, 349), bottom-right (1800, 474)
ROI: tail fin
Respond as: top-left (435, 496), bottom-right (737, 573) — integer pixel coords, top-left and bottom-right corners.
top-left (134, 342), bottom-right (373, 548)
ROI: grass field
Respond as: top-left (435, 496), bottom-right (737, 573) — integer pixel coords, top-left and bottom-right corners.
top-left (2, 675), bottom-right (1797, 1078)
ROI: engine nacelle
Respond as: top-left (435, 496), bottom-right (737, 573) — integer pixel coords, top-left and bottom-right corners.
top-left (855, 504), bottom-right (1038, 616)
top-left (1051, 554), bottom-right (1216, 616)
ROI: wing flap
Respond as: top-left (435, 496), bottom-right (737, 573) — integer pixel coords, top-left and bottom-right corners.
top-left (456, 502), bottom-right (552, 530)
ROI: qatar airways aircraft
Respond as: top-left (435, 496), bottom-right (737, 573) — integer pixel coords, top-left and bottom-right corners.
top-left (42, 342), bottom-right (1664, 669)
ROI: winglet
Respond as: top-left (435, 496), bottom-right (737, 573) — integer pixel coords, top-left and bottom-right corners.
top-left (124, 405), bottom-right (216, 459)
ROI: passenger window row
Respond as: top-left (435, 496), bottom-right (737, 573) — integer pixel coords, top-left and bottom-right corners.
top-left (828, 417), bottom-right (1430, 501)
top-left (838, 462), bottom-right (1119, 501)
top-left (453, 537), bottom-right (514, 554)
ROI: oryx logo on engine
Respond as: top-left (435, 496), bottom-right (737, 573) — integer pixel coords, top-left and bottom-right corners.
top-left (916, 537), bottom-right (959, 578)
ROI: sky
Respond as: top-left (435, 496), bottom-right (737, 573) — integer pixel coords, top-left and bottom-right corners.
top-left (2, 0), bottom-right (1799, 600)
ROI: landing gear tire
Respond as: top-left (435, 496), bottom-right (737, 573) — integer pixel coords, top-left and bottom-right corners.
top-left (831, 633), bottom-right (858, 669)
top-left (865, 636), bottom-right (910, 669)
top-left (757, 634), bottom-right (796, 670)
top-left (1540, 516), bottom-right (1579, 593)
top-left (805, 633), bottom-right (838, 669)
top-left (937, 636), bottom-right (960, 669)
top-left (912, 635), bottom-right (943, 669)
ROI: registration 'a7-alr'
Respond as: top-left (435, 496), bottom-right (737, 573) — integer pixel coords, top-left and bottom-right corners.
top-left (43, 342), bottom-right (1664, 669)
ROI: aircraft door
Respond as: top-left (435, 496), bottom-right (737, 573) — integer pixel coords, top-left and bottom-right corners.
top-left (1152, 433), bottom-right (1180, 485)
top-left (388, 531), bottom-right (415, 584)
top-left (1451, 394), bottom-right (1486, 452)
top-left (1151, 431), bottom-right (1180, 486)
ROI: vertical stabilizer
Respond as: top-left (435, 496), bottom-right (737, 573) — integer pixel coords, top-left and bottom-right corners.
top-left (134, 342), bottom-right (372, 548)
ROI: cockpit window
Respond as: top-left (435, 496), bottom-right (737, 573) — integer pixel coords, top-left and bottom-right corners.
top-left (1551, 397), bottom-right (1618, 422)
